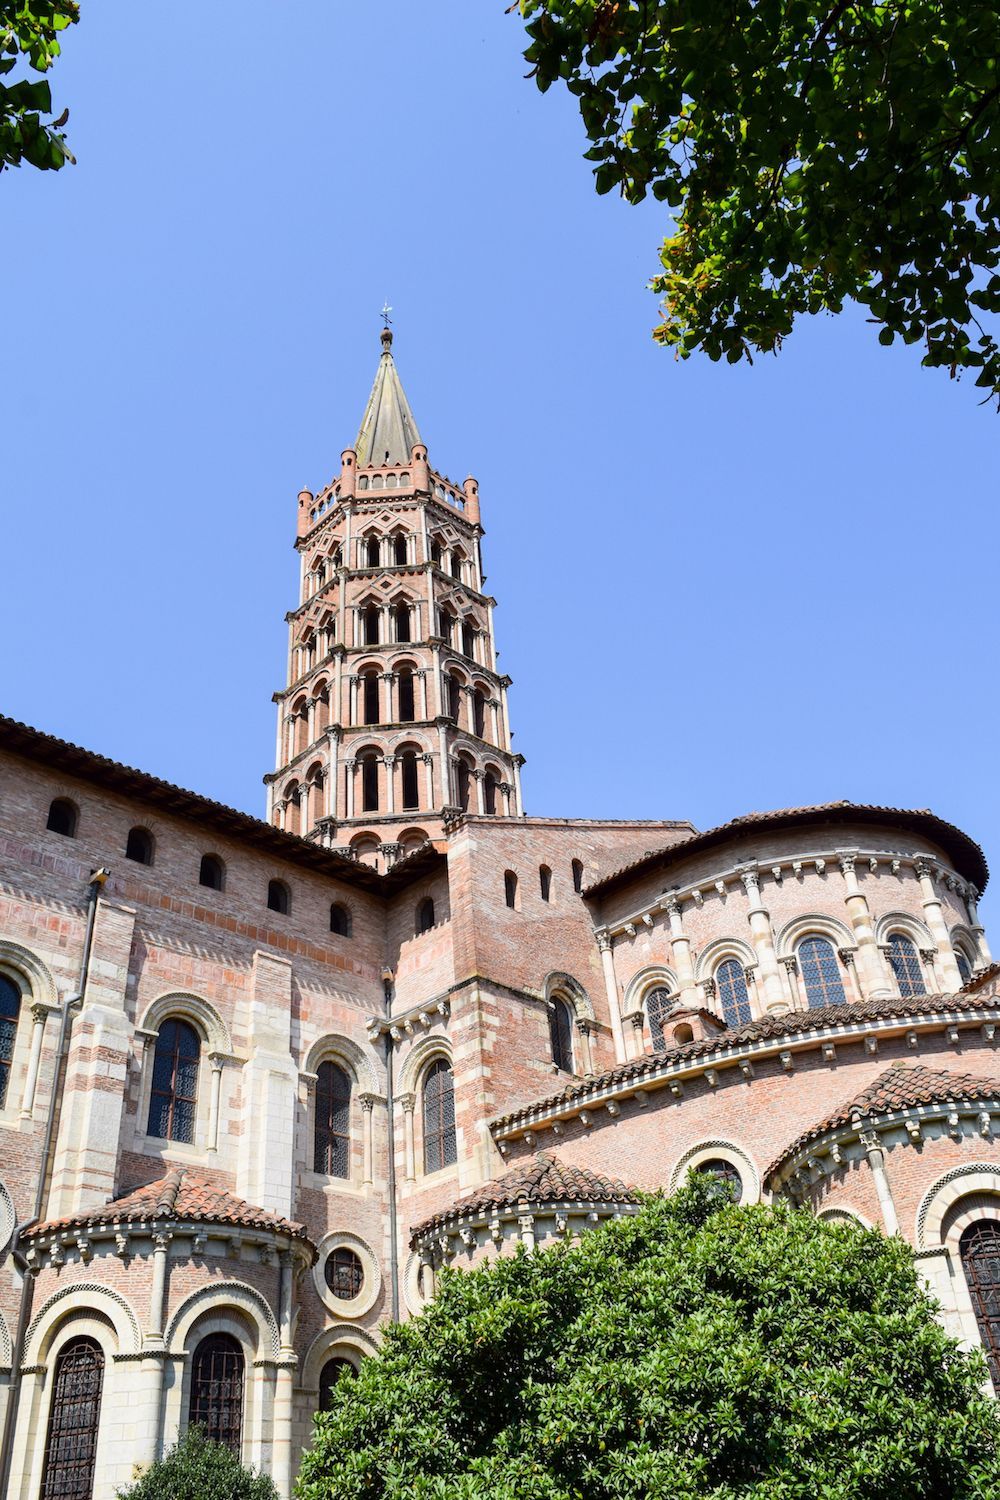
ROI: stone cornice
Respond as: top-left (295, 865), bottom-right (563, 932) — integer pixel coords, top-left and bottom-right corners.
top-left (489, 1002), bottom-right (1000, 1143)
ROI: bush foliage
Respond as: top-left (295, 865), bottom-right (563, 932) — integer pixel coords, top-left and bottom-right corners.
top-left (118, 1425), bottom-right (278, 1500)
top-left (298, 1180), bottom-right (1000, 1500)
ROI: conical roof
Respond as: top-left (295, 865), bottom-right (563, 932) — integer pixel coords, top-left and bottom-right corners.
top-left (355, 328), bottom-right (422, 468)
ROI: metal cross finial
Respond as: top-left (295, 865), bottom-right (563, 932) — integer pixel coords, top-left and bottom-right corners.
top-left (381, 300), bottom-right (393, 328)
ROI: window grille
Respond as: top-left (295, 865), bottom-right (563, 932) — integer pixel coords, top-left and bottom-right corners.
top-left (960, 1220), bottom-right (1000, 1392)
top-left (423, 1058), bottom-right (456, 1172)
top-left (147, 1018), bottom-right (200, 1143)
top-left (695, 1158), bottom-right (744, 1204)
top-left (549, 998), bottom-right (574, 1072)
top-left (189, 1334), bottom-right (244, 1451)
top-left (646, 987), bottom-right (675, 1053)
top-left (887, 933), bottom-right (927, 997)
top-left (797, 936), bottom-right (846, 1008)
top-left (40, 1337), bottom-right (104, 1500)
top-left (325, 1246), bottom-right (365, 1300)
top-left (0, 974), bottom-right (20, 1110)
top-left (314, 1061), bottom-right (351, 1176)
top-left (716, 959), bottom-right (752, 1027)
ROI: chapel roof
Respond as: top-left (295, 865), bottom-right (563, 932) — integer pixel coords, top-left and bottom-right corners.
top-left (23, 1167), bottom-right (314, 1248)
top-left (583, 802), bottom-right (989, 897)
top-left (355, 327), bottom-right (422, 468)
top-left (766, 1062), bottom-right (1000, 1180)
top-left (489, 968), bottom-right (1000, 1132)
top-left (411, 1152), bottom-right (640, 1239)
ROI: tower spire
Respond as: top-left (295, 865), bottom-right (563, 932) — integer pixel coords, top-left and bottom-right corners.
top-left (354, 322), bottom-right (422, 469)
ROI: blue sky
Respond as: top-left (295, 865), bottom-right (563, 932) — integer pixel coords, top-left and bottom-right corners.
top-left (4, 2), bottom-right (998, 924)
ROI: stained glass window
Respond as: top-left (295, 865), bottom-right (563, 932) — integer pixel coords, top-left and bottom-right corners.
top-left (961, 1220), bottom-right (1000, 1393)
top-left (887, 933), bottom-right (927, 998)
top-left (797, 937), bottom-right (846, 1008)
top-left (189, 1334), bottom-right (244, 1451)
top-left (716, 959), bottom-right (752, 1027)
top-left (423, 1059), bottom-right (456, 1172)
top-left (40, 1337), bottom-right (104, 1500)
top-left (0, 974), bottom-right (20, 1110)
top-left (147, 1019), bottom-right (200, 1143)
top-left (314, 1062), bottom-right (351, 1177)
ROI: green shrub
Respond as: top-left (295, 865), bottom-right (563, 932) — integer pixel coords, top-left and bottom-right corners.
top-left (118, 1425), bottom-right (278, 1500)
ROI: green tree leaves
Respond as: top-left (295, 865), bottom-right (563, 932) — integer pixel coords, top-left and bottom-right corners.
top-left (117, 1426), bottom-right (279, 1500)
top-left (1, 2), bottom-right (77, 173)
top-left (296, 1185), bottom-right (1000, 1500)
top-left (517, 0), bottom-right (1000, 405)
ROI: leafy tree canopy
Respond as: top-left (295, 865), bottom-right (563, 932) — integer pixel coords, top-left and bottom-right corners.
top-left (297, 1182), bottom-right (1000, 1500)
top-left (1, 1), bottom-right (77, 172)
top-left (517, 1), bottom-right (1000, 405)
top-left (117, 1426), bottom-right (278, 1500)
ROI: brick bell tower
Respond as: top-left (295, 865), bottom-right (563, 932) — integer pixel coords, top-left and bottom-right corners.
top-left (265, 324), bottom-right (524, 868)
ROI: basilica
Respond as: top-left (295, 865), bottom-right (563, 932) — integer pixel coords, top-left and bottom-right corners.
top-left (0, 330), bottom-right (998, 1500)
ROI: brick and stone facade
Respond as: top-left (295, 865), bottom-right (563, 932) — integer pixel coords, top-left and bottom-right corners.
top-left (0, 333), bottom-right (998, 1499)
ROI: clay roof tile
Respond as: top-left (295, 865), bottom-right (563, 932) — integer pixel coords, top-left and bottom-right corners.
top-left (410, 1152), bottom-right (640, 1240)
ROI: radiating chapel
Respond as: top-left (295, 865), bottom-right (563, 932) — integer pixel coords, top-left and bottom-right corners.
top-left (0, 331), bottom-right (999, 1499)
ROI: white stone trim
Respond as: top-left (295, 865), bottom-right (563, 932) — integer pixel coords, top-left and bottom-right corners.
top-left (137, 990), bottom-right (232, 1054)
top-left (0, 939), bottom-right (58, 1007)
top-left (816, 1206), bottom-right (872, 1228)
top-left (23, 1283), bottom-right (141, 1364)
top-left (542, 972), bottom-right (596, 1023)
top-left (0, 1177), bottom-right (15, 1254)
top-left (302, 1033), bottom-right (380, 1094)
top-left (622, 966), bottom-right (678, 1012)
top-left (313, 1231), bottom-right (382, 1319)
top-left (396, 1033), bottom-right (453, 1096)
top-left (669, 1139), bottom-right (761, 1203)
top-left (300, 1324), bottom-right (379, 1392)
top-left (874, 910), bottom-right (934, 949)
top-left (694, 938), bottom-right (756, 981)
top-left (165, 1279), bottom-right (280, 1359)
top-left (774, 913), bottom-right (855, 960)
top-left (916, 1162), bottom-right (1000, 1250)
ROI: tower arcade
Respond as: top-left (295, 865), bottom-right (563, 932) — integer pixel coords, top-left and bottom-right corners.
top-left (266, 328), bottom-right (524, 867)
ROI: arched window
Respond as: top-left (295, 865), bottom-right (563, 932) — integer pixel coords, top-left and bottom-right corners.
top-left (199, 853), bottom-right (224, 891)
top-left (472, 688), bottom-right (487, 737)
top-left (393, 534), bottom-right (408, 566)
top-left (330, 903), bottom-right (352, 937)
top-left (363, 604), bottom-right (379, 645)
top-left (462, 621), bottom-right (476, 659)
top-left (125, 826), bottom-right (154, 865)
top-left (361, 753), bottom-right (379, 812)
top-left (960, 1220), bottom-right (1000, 1391)
top-left (455, 758), bottom-right (471, 811)
top-left (267, 879), bottom-right (290, 915)
top-left (46, 798), bottom-right (77, 837)
top-left (504, 870), bottom-right (518, 909)
top-left (363, 670), bottom-right (380, 725)
top-left (416, 896), bottom-right (435, 934)
top-left (395, 603), bottom-right (412, 642)
top-left (715, 959), bottom-right (751, 1027)
top-left (423, 1058), bottom-right (456, 1172)
top-left (147, 1018), bottom-right (200, 1143)
top-left (40, 1337), bottom-right (104, 1500)
top-left (887, 932), bottom-right (926, 998)
top-left (549, 997), bottom-right (574, 1072)
top-left (695, 1158), bottom-right (744, 1204)
top-left (365, 535), bottom-right (381, 568)
top-left (0, 974), bottom-right (21, 1110)
top-left (646, 987), bottom-right (674, 1052)
top-left (401, 751), bottom-right (420, 810)
top-left (955, 947), bottom-right (974, 984)
top-left (314, 1061), bottom-right (351, 1177)
top-left (572, 858), bottom-right (584, 893)
top-left (483, 770), bottom-right (498, 815)
top-left (319, 1357), bottom-right (356, 1412)
top-left (797, 936), bottom-right (846, 1008)
top-left (447, 673), bottom-right (462, 721)
top-left (398, 669), bottom-right (415, 722)
top-left (539, 865), bottom-right (552, 902)
top-left (189, 1333), bottom-right (244, 1452)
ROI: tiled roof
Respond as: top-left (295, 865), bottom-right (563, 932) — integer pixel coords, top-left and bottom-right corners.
top-left (767, 1063), bottom-right (1000, 1180)
top-left (489, 969), bottom-right (1000, 1132)
top-left (411, 1152), bottom-right (640, 1239)
top-left (583, 802), bottom-right (989, 896)
top-left (0, 714), bottom-right (442, 894)
top-left (24, 1167), bottom-right (313, 1246)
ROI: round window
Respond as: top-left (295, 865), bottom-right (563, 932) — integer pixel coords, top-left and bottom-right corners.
top-left (695, 1158), bottom-right (743, 1204)
top-left (325, 1246), bottom-right (365, 1300)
